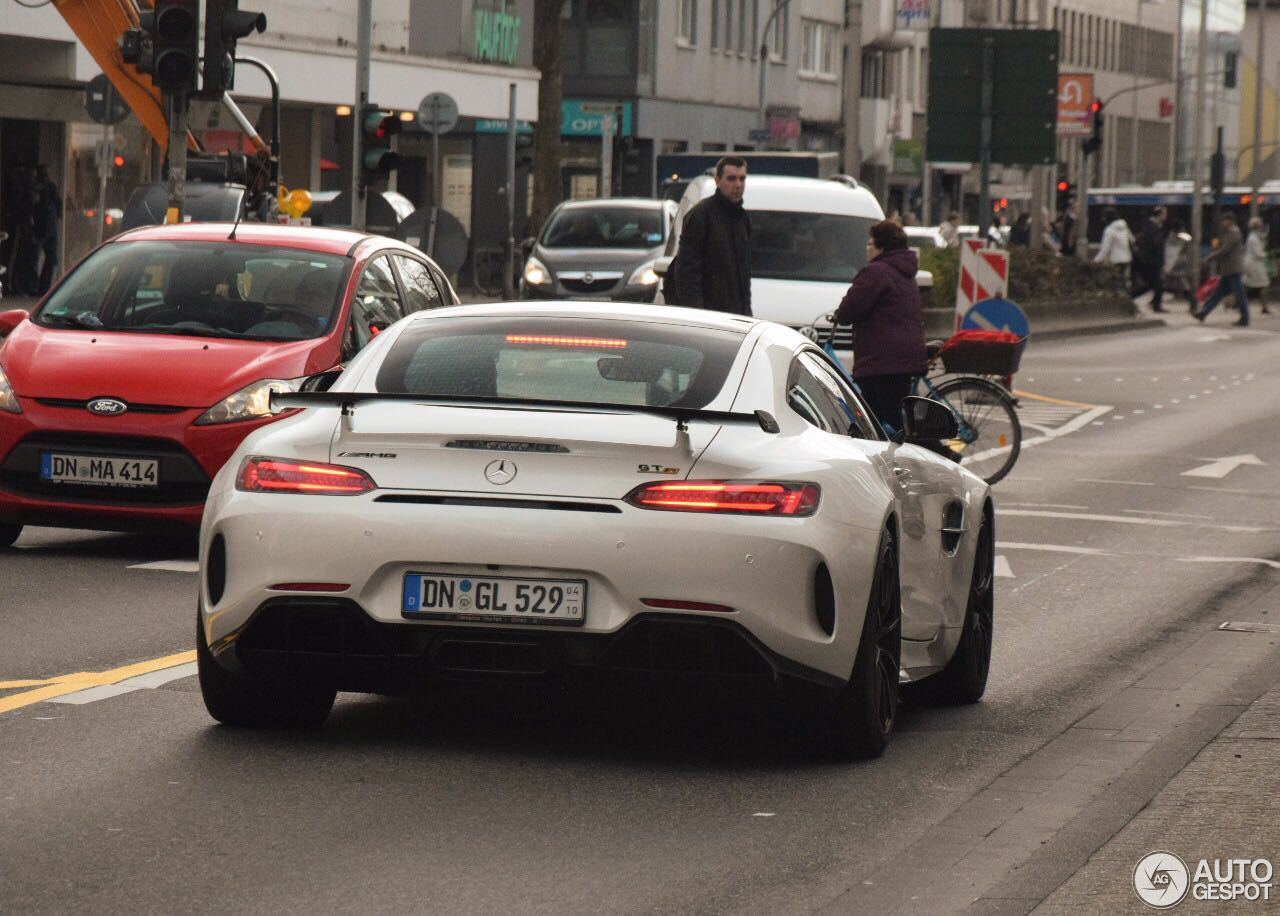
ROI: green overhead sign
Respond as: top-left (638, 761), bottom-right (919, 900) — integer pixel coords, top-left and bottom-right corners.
top-left (926, 28), bottom-right (1058, 166)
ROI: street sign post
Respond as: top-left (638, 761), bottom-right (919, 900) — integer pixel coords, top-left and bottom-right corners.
top-left (85, 74), bottom-right (131, 126)
top-left (417, 92), bottom-right (459, 256)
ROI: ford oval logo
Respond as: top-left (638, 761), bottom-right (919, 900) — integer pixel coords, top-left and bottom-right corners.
top-left (86, 397), bottom-right (128, 416)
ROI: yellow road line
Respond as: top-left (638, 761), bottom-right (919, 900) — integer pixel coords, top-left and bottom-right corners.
top-left (1013, 389), bottom-right (1098, 409)
top-left (0, 650), bottom-right (195, 715)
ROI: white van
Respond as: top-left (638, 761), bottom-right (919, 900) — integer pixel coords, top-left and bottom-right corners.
top-left (655, 174), bottom-right (933, 353)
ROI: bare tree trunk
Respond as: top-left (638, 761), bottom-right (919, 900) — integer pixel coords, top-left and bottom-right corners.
top-left (532, 0), bottom-right (563, 231)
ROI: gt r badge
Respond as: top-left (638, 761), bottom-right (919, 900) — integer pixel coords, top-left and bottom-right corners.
top-left (86, 397), bottom-right (128, 416)
top-left (484, 459), bottom-right (517, 485)
top-left (637, 464), bottom-right (680, 474)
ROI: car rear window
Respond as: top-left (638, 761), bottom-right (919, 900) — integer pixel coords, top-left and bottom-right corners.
top-left (375, 317), bottom-right (744, 409)
top-left (541, 208), bottom-right (665, 249)
top-left (35, 240), bottom-right (351, 341)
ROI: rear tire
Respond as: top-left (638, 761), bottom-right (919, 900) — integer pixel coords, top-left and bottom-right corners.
top-left (810, 527), bottom-right (901, 759)
top-left (0, 523), bottom-right (21, 548)
top-left (197, 613), bottom-right (335, 728)
top-left (916, 511), bottom-right (994, 705)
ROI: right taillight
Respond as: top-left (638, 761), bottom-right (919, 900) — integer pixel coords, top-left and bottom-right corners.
top-left (624, 480), bottom-right (820, 517)
top-left (236, 457), bottom-right (376, 495)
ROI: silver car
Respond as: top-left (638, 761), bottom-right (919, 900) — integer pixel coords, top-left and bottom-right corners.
top-left (521, 198), bottom-right (677, 302)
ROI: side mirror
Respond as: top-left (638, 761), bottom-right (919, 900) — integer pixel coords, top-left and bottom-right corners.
top-left (300, 367), bottom-right (343, 392)
top-left (653, 255), bottom-right (674, 277)
top-left (899, 395), bottom-right (959, 441)
top-left (0, 309), bottom-right (30, 338)
top-left (520, 237), bottom-right (536, 256)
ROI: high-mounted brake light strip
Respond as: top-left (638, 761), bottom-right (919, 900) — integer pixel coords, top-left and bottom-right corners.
top-left (505, 335), bottom-right (628, 348)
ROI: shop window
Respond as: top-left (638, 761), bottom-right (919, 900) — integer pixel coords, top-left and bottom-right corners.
top-left (678, 0), bottom-right (698, 46)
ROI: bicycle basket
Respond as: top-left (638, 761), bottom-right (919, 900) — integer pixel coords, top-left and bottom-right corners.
top-left (938, 330), bottom-right (1027, 375)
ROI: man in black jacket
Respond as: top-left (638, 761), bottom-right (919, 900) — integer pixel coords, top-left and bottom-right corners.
top-left (671, 157), bottom-right (751, 314)
top-left (1130, 206), bottom-right (1168, 312)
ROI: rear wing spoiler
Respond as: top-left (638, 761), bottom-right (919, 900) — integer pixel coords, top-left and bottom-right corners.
top-left (270, 391), bottom-right (780, 434)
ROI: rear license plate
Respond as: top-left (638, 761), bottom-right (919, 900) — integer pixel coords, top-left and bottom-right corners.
top-left (402, 572), bottom-right (586, 626)
top-left (40, 452), bottom-right (159, 488)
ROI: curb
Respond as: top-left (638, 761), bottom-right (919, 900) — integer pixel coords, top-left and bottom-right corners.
top-left (1030, 317), bottom-right (1167, 342)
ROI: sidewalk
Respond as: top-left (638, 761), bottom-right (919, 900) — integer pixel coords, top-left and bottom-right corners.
top-left (1034, 678), bottom-right (1280, 914)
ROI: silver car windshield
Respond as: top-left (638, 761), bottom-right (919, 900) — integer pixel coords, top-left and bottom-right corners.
top-left (541, 208), bottom-right (665, 249)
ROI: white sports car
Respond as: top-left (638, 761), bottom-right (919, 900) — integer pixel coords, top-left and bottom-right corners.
top-left (197, 303), bottom-right (994, 757)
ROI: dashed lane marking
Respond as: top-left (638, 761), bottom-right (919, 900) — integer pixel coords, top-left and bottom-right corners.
top-left (0, 651), bottom-right (195, 715)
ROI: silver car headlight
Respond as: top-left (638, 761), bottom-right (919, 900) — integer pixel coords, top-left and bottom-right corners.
top-left (195, 377), bottom-right (304, 425)
top-left (628, 261), bottom-right (660, 287)
top-left (523, 256), bottom-right (552, 286)
top-left (0, 361), bottom-right (20, 414)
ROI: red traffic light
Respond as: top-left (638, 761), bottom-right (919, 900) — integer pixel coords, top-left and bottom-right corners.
top-left (112, 154), bottom-right (126, 168)
top-left (1089, 98), bottom-right (1103, 114)
top-left (1057, 180), bottom-right (1069, 192)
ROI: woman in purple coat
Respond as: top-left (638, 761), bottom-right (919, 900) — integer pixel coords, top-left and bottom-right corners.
top-left (832, 219), bottom-right (928, 430)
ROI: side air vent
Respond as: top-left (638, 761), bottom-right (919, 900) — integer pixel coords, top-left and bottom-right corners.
top-left (814, 564), bottom-right (836, 637)
top-left (206, 534), bottom-right (227, 606)
top-left (941, 502), bottom-right (965, 555)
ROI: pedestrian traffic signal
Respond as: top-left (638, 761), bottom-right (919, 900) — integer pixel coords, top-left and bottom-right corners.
top-left (1082, 99), bottom-right (1104, 156)
top-left (150, 0), bottom-right (200, 93)
top-left (360, 105), bottom-right (402, 189)
top-left (200, 0), bottom-right (268, 99)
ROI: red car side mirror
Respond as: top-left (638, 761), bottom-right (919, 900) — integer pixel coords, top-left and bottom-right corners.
top-left (0, 309), bottom-right (29, 338)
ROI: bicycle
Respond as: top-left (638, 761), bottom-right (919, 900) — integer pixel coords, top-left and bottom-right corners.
top-left (810, 320), bottom-right (1023, 485)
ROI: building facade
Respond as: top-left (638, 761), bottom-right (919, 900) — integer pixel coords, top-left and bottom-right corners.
top-left (0, 0), bottom-right (540, 283)
top-left (1240, 0), bottom-right (1279, 189)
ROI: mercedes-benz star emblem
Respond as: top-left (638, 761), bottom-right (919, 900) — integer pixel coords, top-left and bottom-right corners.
top-left (582, 272), bottom-right (595, 285)
top-left (86, 397), bottom-right (128, 416)
top-left (484, 459), bottom-right (517, 485)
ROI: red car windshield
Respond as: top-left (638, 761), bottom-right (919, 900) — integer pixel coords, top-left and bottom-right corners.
top-left (35, 240), bottom-right (351, 341)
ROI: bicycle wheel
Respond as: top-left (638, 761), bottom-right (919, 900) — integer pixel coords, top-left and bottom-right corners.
top-left (931, 376), bottom-right (1022, 485)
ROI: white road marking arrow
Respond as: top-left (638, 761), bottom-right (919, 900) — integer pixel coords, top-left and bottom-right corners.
top-left (994, 556), bottom-right (1014, 578)
top-left (1180, 454), bottom-right (1267, 479)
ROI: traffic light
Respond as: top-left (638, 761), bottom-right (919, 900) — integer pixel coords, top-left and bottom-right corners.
top-left (1224, 52), bottom-right (1238, 89)
top-left (360, 105), bottom-right (402, 189)
top-left (1056, 175), bottom-right (1074, 210)
top-left (1210, 151), bottom-right (1226, 197)
top-left (201, 1), bottom-right (267, 99)
top-left (150, 0), bottom-right (200, 93)
top-left (1082, 99), bottom-right (1104, 156)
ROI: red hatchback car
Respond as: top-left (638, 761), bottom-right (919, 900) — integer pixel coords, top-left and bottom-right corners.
top-left (0, 222), bottom-right (457, 546)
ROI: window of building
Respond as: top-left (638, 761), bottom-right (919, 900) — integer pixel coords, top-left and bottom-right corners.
top-left (738, 0), bottom-right (751, 54)
top-left (768, 0), bottom-right (788, 61)
top-left (800, 19), bottom-right (837, 77)
top-left (678, 0), bottom-right (697, 45)
top-left (711, 0), bottom-right (721, 47)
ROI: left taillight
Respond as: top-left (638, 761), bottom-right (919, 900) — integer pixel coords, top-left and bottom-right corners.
top-left (235, 457), bottom-right (376, 495)
top-left (624, 480), bottom-right (820, 517)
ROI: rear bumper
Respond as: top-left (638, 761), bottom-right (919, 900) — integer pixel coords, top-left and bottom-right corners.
top-left (200, 488), bottom-right (877, 683)
top-left (211, 597), bottom-right (844, 692)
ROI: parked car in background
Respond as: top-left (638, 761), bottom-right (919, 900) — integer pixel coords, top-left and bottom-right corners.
top-left (0, 223), bottom-right (458, 546)
top-left (906, 227), bottom-right (947, 251)
top-left (656, 175), bottom-right (933, 360)
top-left (521, 198), bottom-right (677, 303)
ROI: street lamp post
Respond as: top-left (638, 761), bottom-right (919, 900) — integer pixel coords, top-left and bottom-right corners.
top-left (1251, 0), bottom-right (1268, 218)
top-left (1130, 0), bottom-right (1148, 184)
top-left (758, 0), bottom-right (797, 142)
top-left (1190, 0), bottom-right (1208, 289)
